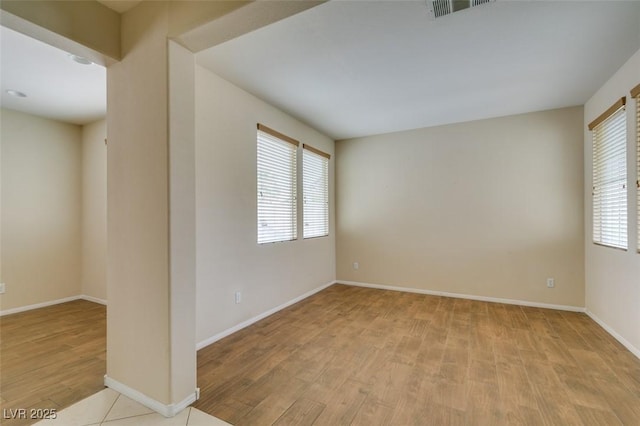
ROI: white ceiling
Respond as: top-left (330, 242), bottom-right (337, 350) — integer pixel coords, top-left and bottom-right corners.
top-left (197, 0), bottom-right (640, 140)
top-left (0, 26), bottom-right (106, 125)
top-left (2, 1), bottom-right (637, 134)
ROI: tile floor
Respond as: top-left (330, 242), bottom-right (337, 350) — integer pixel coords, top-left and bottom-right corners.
top-left (34, 389), bottom-right (231, 426)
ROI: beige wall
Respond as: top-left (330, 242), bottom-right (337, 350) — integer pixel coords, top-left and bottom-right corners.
top-left (168, 40), bottom-right (197, 405)
top-left (195, 65), bottom-right (336, 345)
top-left (81, 119), bottom-right (107, 302)
top-left (0, 108), bottom-right (82, 311)
top-left (584, 48), bottom-right (640, 356)
top-left (107, 1), bottom-right (173, 405)
top-left (336, 107), bottom-right (585, 308)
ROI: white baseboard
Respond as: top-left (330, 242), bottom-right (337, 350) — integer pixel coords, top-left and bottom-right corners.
top-left (0, 294), bottom-right (107, 316)
top-left (81, 294), bottom-right (107, 305)
top-left (585, 310), bottom-right (640, 360)
top-left (197, 280), bottom-right (336, 350)
top-left (338, 280), bottom-right (586, 313)
top-left (104, 375), bottom-right (197, 418)
top-left (0, 295), bottom-right (82, 316)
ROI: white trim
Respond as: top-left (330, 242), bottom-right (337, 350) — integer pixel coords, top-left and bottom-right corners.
top-left (339, 280), bottom-right (586, 312)
top-left (0, 294), bottom-right (107, 316)
top-left (0, 295), bottom-right (82, 316)
top-left (197, 280), bottom-right (336, 350)
top-left (585, 310), bottom-right (640, 360)
top-left (104, 375), bottom-right (197, 418)
top-left (81, 294), bottom-right (107, 305)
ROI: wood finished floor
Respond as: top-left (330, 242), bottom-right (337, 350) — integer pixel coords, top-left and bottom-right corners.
top-left (0, 300), bottom-right (106, 426)
top-left (195, 284), bottom-right (640, 425)
top-left (2, 287), bottom-right (639, 425)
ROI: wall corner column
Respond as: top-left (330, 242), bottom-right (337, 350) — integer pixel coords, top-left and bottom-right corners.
top-left (105, 1), bottom-right (196, 415)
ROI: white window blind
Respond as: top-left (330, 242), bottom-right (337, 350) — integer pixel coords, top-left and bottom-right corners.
top-left (633, 84), bottom-right (640, 252)
top-left (590, 99), bottom-right (627, 250)
top-left (257, 124), bottom-right (298, 244)
top-left (303, 144), bottom-right (330, 239)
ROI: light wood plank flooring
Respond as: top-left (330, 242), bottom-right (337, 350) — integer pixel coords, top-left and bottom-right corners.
top-left (2, 286), bottom-right (639, 425)
top-left (0, 300), bottom-right (106, 426)
top-left (195, 284), bottom-right (640, 425)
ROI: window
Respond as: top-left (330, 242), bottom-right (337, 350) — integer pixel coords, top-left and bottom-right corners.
top-left (589, 98), bottom-right (627, 250)
top-left (303, 144), bottom-right (330, 239)
top-left (632, 84), bottom-right (640, 252)
top-left (257, 124), bottom-right (298, 244)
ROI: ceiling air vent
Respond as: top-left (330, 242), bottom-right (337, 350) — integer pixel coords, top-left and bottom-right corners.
top-left (428, 0), bottom-right (494, 19)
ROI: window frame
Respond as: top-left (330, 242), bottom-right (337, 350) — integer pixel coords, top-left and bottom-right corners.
top-left (632, 83), bottom-right (640, 253)
top-left (256, 124), bottom-right (299, 245)
top-left (302, 144), bottom-right (330, 239)
top-left (589, 97), bottom-right (628, 250)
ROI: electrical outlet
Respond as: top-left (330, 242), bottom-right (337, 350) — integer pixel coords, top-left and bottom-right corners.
top-left (0, 283), bottom-right (5, 294)
top-left (546, 278), bottom-right (555, 288)
top-left (353, 262), bottom-right (359, 270)
top-left (235, 292), bottom-right (242, 304)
